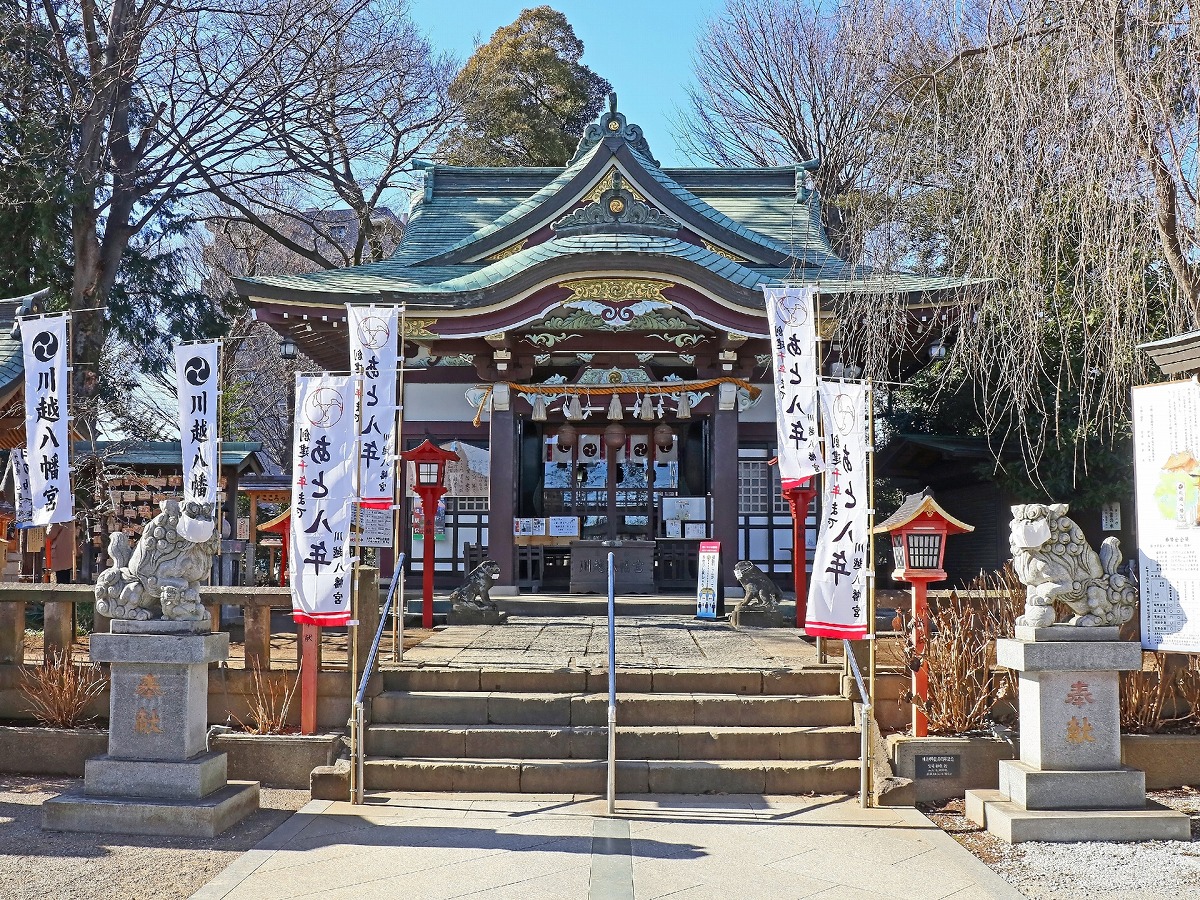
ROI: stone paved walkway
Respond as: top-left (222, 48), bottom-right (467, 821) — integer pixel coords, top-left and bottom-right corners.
top-left (191, 792), bottom-right (1024, 900)
top-left (395, 616), bottom-right (822, 671)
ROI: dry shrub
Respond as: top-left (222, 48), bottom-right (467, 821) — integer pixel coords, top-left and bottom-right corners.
top-left (1121, 654), bottom-right (1200, 735)
top-left (898, 566), bottom-right (1024, 734)
top-left (231, 667), bottom-right (300, 734)
top-left (19, 650), bottom-right (107, 728)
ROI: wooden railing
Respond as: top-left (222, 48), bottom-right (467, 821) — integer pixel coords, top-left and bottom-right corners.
top-left (0, 570), bottom-right (380, 674)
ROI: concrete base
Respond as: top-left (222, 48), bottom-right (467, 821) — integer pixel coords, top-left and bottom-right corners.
top-left (447, 604), bottom-right (509, 626)
top-left (84, 752), bottom-right (227, 800)
top-left (42, 780), bottom-right (260, 838)
top-left (998, 759), bottom-right (1145, 810)
top-left (965, 789), bottom-right (1190, 843)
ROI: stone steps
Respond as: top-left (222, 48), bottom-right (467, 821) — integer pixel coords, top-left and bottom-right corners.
top-left (381, 667), bottom-right (842, 696)
top-left (371, 691), bottom-right (855, 728)
top-left (365, 723), bottom-right (861, 760)
top-left (361, 664), bottom-right (861, 797)
top-left (363, 757), bottom-right (861, 795)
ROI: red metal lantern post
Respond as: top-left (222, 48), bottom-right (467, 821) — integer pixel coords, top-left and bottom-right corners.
top-left (400, 440), bottom-right (458, 629)
top-left (784, 478), bottom-right (819, 630)
top-left (873, 488), bottom-right (974, 736)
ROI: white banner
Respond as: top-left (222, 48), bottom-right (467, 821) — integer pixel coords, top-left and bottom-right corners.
top-left (291, 374), bottom-right (356, 626)
top-left (10, 449), bottom-right (31, 525)
top-left (22, 313), bottom-right (71, 525)
top-left (807, 381), bottom-right (870, 639)
top-left (764, 285), bottom-right (824, 488)
top-left (175, 341), bottom-right (220, 509)
top-left (347, 305), bottom-right (398, 509)
top-left (1133, 380), bottom-right (1200, 652)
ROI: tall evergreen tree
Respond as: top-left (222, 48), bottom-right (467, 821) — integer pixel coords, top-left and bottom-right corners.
top-left (440, 6), bottom-right (612, 166)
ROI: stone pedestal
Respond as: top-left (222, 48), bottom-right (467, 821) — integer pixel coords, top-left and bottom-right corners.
top-left (447, 603), bottom-right (509, 625)
top-left (42, 619), bottom-right (259, 838)
top-left (966, 625), bottom-right (1189, 843)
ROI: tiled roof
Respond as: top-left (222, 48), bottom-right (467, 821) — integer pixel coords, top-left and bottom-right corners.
top-left (75, 440), bottom-right (266, 473)
top-left (237, 102), bottom-right (980, 309)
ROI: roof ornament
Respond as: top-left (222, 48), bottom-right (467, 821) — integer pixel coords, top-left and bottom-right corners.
top-left (569, 91), bottom-right (660, 167)
top-left (552, 169), bottom-right (680, 238)
top-left (795, 157), bottom-right (820, 204)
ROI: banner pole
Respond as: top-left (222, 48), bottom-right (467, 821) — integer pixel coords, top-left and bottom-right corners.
top-left (866, 381), bottom-right (877, 807)
top-left (392, 306), bottom-right (406, 662)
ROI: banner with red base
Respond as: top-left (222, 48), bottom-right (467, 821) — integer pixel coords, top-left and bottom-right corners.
top-left (806, 381), bottom-right (870, 639)
top-left (291, 374), bottom-right (356, 626)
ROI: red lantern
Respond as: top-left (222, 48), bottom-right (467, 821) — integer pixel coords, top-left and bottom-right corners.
top-left (874, 488), bottom-right (974, 736)
top-left (400, 439), bottom-right (459, 629)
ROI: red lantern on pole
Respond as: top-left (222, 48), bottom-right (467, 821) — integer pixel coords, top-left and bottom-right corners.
top-left (401, 439), bottom-right (458, 629)
top-left (771, 458), bottom-right (819, 631)
top-left (874, 487), bottom-right (974, 736)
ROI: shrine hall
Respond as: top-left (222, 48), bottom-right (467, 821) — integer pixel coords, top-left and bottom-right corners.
top-left (237, 95), bottom-right (973, 594)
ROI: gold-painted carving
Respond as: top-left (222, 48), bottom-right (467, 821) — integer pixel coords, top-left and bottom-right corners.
top-left (403, 318), bottom-right (437, 338)
top-left (134, 708), bottom-right (163, 734)
top-left (135, 675), bottom-right (163, 699)
top-left (608, 198), bottom-right (625, 215)
top-left (607, 119), bottom-right (621, 131)
top-left (581, 168), bottom-right (646, 204)
top-left (1066, 716), bottom-right (1095, 745)
top-left (133, 673), bottom-right (164, 735)
top-left (485, 239), bottom-right (527, 262)
top-left (558, 278), bottom-right (675, 305)
top-left (702, 240), bottom-right (747, 263)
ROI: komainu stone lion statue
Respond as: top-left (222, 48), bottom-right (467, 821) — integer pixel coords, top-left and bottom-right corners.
top-left (1009, 503), bottom-right (1138, 628)
top-left (95, 499), bottom-right (221, 621)
top-left (447, 559), bottom-right (506, 625)
top-left (732, 560), bottom-right (783, 627)
top-left (449, 559), bottom-right (502, 610)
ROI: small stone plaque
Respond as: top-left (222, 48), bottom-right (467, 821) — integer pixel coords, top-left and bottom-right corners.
top-left (916, 754), bottom-right (961, 778)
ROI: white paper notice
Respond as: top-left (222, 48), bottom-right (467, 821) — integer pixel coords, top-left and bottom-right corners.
top-left (1133, 380), bottom-right (1200, 652)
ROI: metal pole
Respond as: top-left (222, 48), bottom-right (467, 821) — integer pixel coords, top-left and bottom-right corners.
top-left (606, 550), bottom-right (616, 815)
top-left (866, 382), bottom-right (877, 800)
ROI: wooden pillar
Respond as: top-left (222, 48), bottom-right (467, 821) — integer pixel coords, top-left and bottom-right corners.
top-left (354, 567), bottom-right (380, 676)
top-left (299, 622), bottom-right (322, 734)
top-left (243, 603), bottom-right (272, 671)
top-left (711, 384), bottom-right (740, 588)
top-left (42, 599), bottom-right (74, 660)
top-left (488, 386), bottom-right (517, 588)
top-left (0, 602), bottom-right (24, 664)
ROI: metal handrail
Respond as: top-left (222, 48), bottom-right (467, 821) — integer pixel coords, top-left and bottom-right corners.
top-left (350, 553), bottom-right (406, 804)
top-left (843, 639), bottom-right (872, 809)
top-left (606, 551), bottom-right (617, 814)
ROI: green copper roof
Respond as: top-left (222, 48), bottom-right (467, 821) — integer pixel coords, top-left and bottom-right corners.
top-left (238, 96), bottom-right (980, 312)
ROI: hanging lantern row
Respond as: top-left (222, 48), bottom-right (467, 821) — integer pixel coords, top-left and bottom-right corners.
top-left (471, 377), bottom-right (758, 428)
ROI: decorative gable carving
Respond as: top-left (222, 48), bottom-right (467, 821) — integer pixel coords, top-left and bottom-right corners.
top-left (570, 92), bottom-right (659, 166)
top-left (552, 172), bottom-right (679, 238)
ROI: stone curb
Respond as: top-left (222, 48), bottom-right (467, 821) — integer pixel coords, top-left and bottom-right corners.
top-left (899, 805), bottom-right (1028, 899)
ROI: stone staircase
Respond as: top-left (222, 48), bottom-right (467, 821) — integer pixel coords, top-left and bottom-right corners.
top-left (363, 666), bottom-right (861, 794)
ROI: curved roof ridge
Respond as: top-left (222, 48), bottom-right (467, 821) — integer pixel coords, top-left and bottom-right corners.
top-left (627, 148), bottom-right (838, 263)
top-left (411, 142), bottom-right (605, 263)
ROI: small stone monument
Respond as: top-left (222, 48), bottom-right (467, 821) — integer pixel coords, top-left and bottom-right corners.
top-left (43, 502), bottom-right (259, 837)
top-left (965, 504), bottom-right (1189, 842)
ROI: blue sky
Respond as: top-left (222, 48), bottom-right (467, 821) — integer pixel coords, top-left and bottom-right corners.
top-left (406, 0), bottom-right (727, 167)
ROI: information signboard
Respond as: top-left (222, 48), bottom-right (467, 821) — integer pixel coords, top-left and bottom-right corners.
top-left (1133, 380), bottom-right (1200, 652)
top-left (696, 540), bottom-right (723, 619)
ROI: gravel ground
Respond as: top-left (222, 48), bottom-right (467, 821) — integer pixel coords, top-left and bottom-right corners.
top-left (924, 789), bottom-right (1200, 900)
top-left (0, 776), bottom-right (309, 900)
